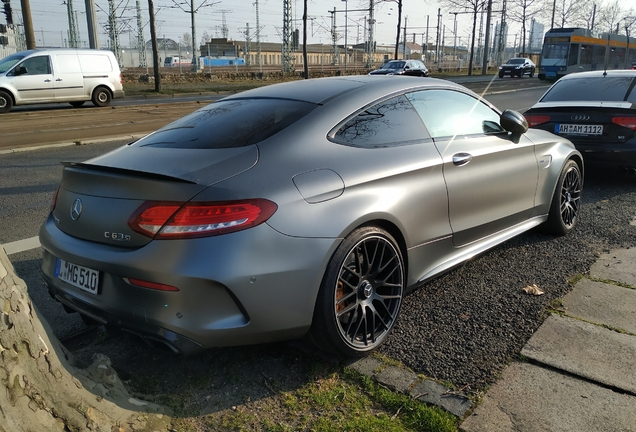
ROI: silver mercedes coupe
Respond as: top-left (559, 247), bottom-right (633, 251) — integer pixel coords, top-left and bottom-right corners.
top-left (39, 76), bottom-right (583, 357)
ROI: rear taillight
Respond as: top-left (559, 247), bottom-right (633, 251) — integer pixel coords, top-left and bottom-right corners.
top-left (128, 199), bottom-right (278, 239)
top-left (50, 185), bottom-right (60, 212)
top-left (611, 116), bottom-right (636, 130)
top-left (524, 114), bottom-right (551, 127)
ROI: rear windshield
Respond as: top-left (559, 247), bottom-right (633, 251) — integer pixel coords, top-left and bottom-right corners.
top-left (132, 99), bottom-right (317, 149)
top-left (541, 76), bottom-right (636, 103)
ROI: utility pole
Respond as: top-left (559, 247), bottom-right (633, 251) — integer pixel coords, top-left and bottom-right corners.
top-left (84, 0), bottom-right (99, 48)
top-left (435, 8), bottom-right (441, 67)
top-left (255, 0), bottom-right (262, 73)
top-left (107, 0), bottom-right (122, 65)
top-left (402, 16), bottom-right (407, 59)
top-left (65, 0), bottom-right (79, 48)
top-left (245, 23), bottom-right (251, 65)
top-left (221, 11), bottom-right (229, 38)
top-left (147, 0), bottom-right (161, 92)
top-left (190, 0), bottom-right (198, 71)
top-left (366, 0), bottom-right (375, 68)
top-left (330, 7), bottom-right (338, 65)
top-left (20, 0), bottom-right (36, 49)
top-left (482, 0), bottom-right (492, 75)
top-left (136, 0), bottom-right (146, 67)
top-left (282, 0), bottom-right (294, 72)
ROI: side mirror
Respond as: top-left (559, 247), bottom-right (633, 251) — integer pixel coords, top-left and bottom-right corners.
top-left (500, 109), bottom-right (528, 135)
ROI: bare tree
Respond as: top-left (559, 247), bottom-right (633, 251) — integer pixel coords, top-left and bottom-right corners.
top-left (508, 0), bottom-right (543, 56)
top-left (596, 0), bottom-right (625, 33)
top-left (0, 247), bottom-right (171, 430)
top-left (441, 0), bottom-right (487, 75)
top-left (542, 0), bottom-right (594, 29)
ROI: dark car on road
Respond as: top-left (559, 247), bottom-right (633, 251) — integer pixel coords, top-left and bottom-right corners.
top-left (369, 60), bottom-right (429, 77)
top-left (524, 70), bottom-right (636, 170)
top-left (498, 58), bottom-right (536, 78)
top-left (40, 76), bottom-right (582, 358)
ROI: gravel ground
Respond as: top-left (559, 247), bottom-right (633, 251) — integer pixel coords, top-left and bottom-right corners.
top-left (379, 163), bottom-right (636, 394)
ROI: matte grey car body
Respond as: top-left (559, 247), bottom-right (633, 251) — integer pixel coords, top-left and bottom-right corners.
top-left (40, 76), bottom-right (583, 357)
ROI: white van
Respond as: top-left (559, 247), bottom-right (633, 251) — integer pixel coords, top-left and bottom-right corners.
top-left (0, 48), bottom-right (125, 113)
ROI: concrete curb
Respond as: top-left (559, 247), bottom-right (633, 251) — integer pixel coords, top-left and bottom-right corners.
top-left (347, 356), bottom-right (472, 418)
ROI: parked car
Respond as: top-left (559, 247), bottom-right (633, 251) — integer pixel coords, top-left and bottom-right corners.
top-left (369, 59), bottom-right (429, 77)
top-left (524, 70), bottom-right (636, 169)
top-left (40, 76), bottom-right (582, 357)
top-left (498, 58), bottom-right (536, 78)
top-left (0, 49), bottom-right (124, 113)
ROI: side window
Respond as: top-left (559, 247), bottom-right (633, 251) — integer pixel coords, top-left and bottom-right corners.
top-left (16, 56), bottom-right (51, 75)
top-left (332, 95), bottom-right (430, 148)
top-left (406, 90), bottom-right (504, 138)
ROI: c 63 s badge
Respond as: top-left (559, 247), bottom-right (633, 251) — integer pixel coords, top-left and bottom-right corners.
top-left (105, 232), bottom-right (131, 242)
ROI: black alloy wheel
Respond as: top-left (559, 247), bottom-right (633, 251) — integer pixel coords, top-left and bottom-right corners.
top-left (308, 227), bottom-right (405, 357)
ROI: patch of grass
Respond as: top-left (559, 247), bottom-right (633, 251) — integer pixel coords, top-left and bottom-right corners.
top-left (199, 363), bottom-right (457, 432)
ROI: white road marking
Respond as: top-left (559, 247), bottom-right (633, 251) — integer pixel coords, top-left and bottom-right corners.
top-left (4, 236), bottom-right (41, 255)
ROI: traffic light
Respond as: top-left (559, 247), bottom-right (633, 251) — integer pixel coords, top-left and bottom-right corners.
top-left (2, 0), bottom-right (12, 26)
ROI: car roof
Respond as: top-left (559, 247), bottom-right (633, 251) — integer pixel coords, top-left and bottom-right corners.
top-left (558, 70), bottom-right (636, 80)
top-left (222, 75), bottom-right (466, 105)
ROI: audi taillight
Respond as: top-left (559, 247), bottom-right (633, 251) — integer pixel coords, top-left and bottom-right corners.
top-left (128, 199), bottom-right (278, 239)
top-left (524, 114), bottom-right (551, 127)
top-left (611, 116), bottom-right (636, 130)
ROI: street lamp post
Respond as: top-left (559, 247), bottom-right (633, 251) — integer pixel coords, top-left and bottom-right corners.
top-left (342, 0), bottom-right (348, 71)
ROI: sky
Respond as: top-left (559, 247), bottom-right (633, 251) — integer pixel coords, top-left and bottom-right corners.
top-left (2, 0), bottom-right (634, 51)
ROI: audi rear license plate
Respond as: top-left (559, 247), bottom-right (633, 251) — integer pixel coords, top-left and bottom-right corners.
top-left (54, 258), bottom-right (100, 295)
top-left (556, 123), bottom-right (603, 135)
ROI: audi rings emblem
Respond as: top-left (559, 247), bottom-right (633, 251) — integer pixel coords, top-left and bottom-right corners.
top-left (70, 198), bottom-right (83, 221)
top-left (571, 114), bottom-right (590, 121)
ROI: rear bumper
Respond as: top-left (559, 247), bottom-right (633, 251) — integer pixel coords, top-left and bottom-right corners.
top-left (113, 90), bottom-right (125, 99)
top-left (39, 215), bottom-right (340, 353)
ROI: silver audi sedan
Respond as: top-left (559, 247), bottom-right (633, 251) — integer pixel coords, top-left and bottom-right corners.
top-left (40, 76), bottom-right (583, 357)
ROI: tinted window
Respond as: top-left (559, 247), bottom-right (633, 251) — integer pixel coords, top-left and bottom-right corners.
top-left (133, 99), bottom-right (317, 149)
top-left (507, 59), bottom-right (525, 65)
top-left (541, 76), bottom-right (636, 102)
top-left (407, 90), bottom-right (503, 138)
top-left (0, 53), bottom-right (26, 73)
top-left (14, 56), bottom-right (50, 75)
top-left (332, 95), bottom-right (429, 148)
top-left (384, 61), bottom-right (405, 70)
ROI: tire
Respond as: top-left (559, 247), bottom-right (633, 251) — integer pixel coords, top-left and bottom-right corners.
top-left (70, 101), bottom-right (85, 108)
top-left (498, 71), bottom-right (504, 78)
top-left (529, 68), bottom-right (534, 78)
top-left (307, 226), bottom-right (405, 357)
top-left (0, 90), bottom-right (14, 113)
top-left (91, 87), bottom-right (112, 107)
top-left (543, 160), bottom-right (582, 235)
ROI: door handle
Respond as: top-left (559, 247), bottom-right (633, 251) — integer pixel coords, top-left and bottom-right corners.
top-left (55, 78), bottom-right (62, 82)
top-left (452, 153), bottom-right (473, 166)
top-left (44, 79), bottom-right (51, 82)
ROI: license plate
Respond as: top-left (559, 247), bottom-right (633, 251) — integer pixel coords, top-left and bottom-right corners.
top-left (546, 71), bottom-right (556, 77)
top-left (555, 124), bottom-right (603, 135)
top-left (54, 258), bottom-right (100, 295)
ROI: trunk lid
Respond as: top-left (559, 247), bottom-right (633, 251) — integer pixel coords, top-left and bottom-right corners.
top-left (52, 145), bottom-right (258, 247)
